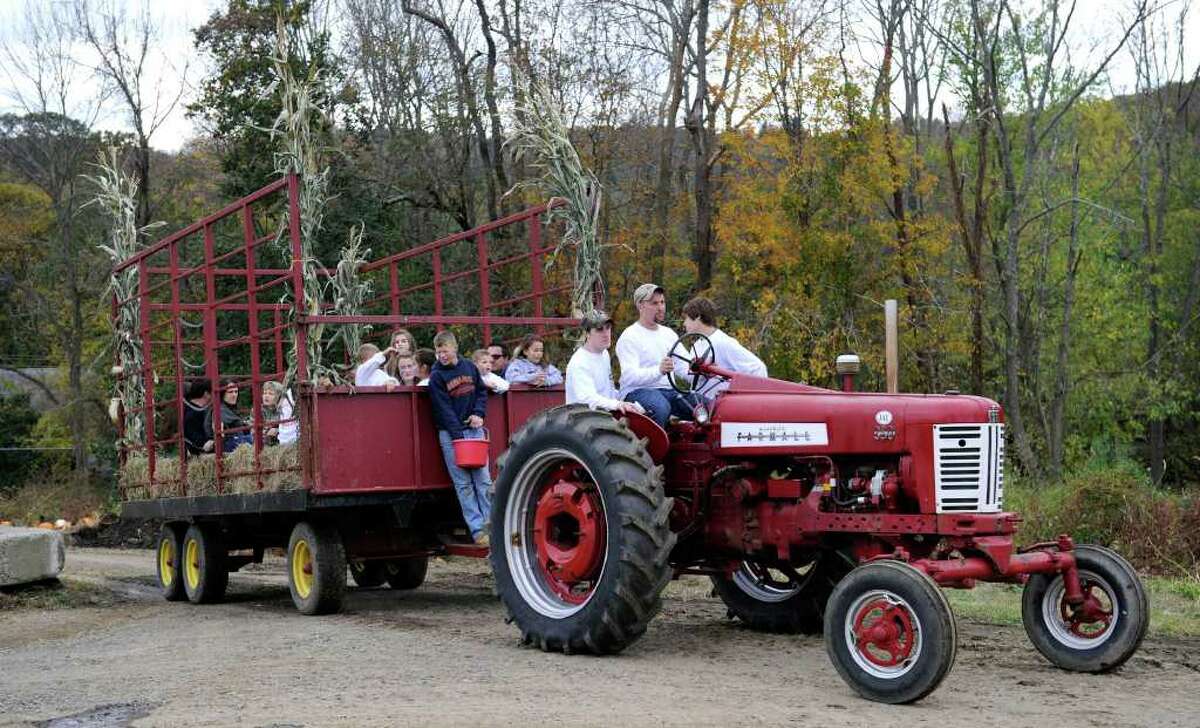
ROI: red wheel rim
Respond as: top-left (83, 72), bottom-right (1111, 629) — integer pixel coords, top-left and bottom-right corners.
top-left (852, 597), bottom-right (917, 668)
top-left (532, 463), bottom-right (607, 605)
top-left (1059, 581), bottom-right (1115, 640)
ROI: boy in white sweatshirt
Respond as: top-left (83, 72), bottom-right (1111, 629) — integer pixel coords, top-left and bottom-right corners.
top-left (355, 343), bottom-right (400, 390)
top-left (473, 349), bottom-right (511, 394)
top-left (615, 283), bottom-right (694, 427)
top-left (681, 295), bottom-right (767, 396)
top-left (566, 312), bottom-right (642, 414)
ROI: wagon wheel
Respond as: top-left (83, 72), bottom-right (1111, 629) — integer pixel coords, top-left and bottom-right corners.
top-left (711, 550), bottom-right (854, 634)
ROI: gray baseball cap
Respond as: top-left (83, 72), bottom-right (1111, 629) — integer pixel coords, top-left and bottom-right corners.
top-left (633, 283), bottom-right (664, 305)
top-left (581, 310), bottom-right (613, 331)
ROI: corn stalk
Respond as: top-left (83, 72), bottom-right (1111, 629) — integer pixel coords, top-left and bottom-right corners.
top-left (327, 224), bottom-right (373, 361)
top-left (270, 12), bottom-right (336, 386)
top-left (88, 147), bottom-right (164, 449)
top-left (505, 68), bottom-right (605, 319)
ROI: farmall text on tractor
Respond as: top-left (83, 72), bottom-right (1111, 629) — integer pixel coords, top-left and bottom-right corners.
top-left (115, 174), bottom-right (1148, 704)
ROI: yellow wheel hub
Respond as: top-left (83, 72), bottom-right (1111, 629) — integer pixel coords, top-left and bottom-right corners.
top-left (292, 539), bottom-right (314, 599)
top-left (159, 538), bottom-right (175, 587)
top-left (185, 538), bottom-right (201, 590)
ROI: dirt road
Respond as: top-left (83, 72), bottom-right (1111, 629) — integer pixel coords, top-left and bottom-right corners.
top-left (1, 548), bottom-right (1197, 727)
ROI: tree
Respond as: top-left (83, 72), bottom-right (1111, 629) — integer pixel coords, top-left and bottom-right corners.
top-left (74, 0), bottom-right (188, 232)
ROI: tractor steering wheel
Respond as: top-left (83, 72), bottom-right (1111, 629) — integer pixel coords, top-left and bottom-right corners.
top-left (667, 332), bottom-right (723, 397)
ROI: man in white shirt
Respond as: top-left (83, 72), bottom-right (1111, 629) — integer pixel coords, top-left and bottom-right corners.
top-left (355, 343), bottom-right (399, 391)
top-left (681, 296), bottom-right (767, 396)
top-left (566, 312), bottom-right (642, 414)
top-left (616, 283), bottom-right (694, 427)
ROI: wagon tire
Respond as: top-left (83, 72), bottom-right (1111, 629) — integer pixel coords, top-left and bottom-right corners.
top-left (349, 561), bottom-right (388, 588)
top-left (156, 523), bottom-right (186, 602)
top-left (824, 560), bottom-right (957, 704)
top-left (490, 404), bottom-right (674, 655)
top-left (385, 556), bottom-right (429, 590)
top-left (182, 523), bottom-right (227, 605)
top-left (1021, 544), bottom-right (1148, 673)
top-left (287, 521), bottom-right (347, 615)
top-left (712, 551), bottom-right (854, 634)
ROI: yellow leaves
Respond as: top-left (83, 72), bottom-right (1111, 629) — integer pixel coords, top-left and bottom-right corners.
top-left (0, 182), bottom-right (53, 268)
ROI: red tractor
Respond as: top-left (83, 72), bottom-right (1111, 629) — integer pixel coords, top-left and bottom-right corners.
top-left (488, 336), bottom-right (1148, 704)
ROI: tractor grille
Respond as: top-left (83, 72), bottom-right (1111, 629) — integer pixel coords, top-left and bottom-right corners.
top-left (933, 423), bottom-right (1005, 513)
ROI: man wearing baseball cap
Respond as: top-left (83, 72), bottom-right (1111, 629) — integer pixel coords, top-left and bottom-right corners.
top-left (615, 283), bottom-right (693, 427)
top-left (565, 311), bottom-right (642, 414)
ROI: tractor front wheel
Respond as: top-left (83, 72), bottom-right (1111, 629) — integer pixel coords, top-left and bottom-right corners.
top-left (824, 560), bottom-right (957, 704)
top-left (385, 556), bottom-right (428, 590)
top-left (1021, 544), bottom-right (1148, 673)
top-left (490, 405), bottom-right (675, 654)
top-left (711, 551), bottom-right (853, 634)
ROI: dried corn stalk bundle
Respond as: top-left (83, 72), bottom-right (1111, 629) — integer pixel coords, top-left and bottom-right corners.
top-left (327, 224), bottom-right (373, 365)
top-left (505, 69), bottom-right (605, 319)
top-left (270, 12), bottom-right (335, 386)
top-left (88, 148), bottom-right (164, 449)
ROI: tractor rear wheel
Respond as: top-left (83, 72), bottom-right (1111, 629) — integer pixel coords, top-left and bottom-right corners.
top-left (711, 551), bottom-right (854, 634)
top-left (490, 404), bottom-right (675, 654)
top-left (1021, 544), bottom-right (1148, 673)
top-left (824, 560), bottom-right (957, 704)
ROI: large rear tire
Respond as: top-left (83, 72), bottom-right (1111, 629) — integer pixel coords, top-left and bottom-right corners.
top-left (711, 551), bottom-right (854, 634)
top-left (287, 521), bottom-right (347, 615)
top-left (181, 523), bottom-right (227, 605)
top-left (490, 405), bottom-right (675, 654)
top-left (824, 560), bottom-right (957, 704)
top-left (1021, 544), bottom-right (1148, 673)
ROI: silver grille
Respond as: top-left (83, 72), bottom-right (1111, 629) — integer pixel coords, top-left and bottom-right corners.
top-left (933, 423), bottom-right (1004, 513)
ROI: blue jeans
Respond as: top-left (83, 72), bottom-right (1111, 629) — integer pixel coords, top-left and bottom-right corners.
top-left (221, 433), bottom-right (254, 453)
top-left (624, 388), bottom-right (696, 428)
top-left (438, 428), bottom-right (493, 538)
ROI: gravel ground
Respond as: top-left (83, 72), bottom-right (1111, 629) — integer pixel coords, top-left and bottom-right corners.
top-left (1, 547), bottom-right (1197, 727)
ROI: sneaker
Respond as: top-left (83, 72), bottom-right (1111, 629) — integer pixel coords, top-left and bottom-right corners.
top-left (475, 532), bottom-right (491, 547)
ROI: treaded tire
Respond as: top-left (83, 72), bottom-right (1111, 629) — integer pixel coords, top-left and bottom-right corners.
top-left (824, 560), bottom-right (957, 704)
top-left (182, 523), bottom-right (228, 605)
top-left (490, 404), bottom-right (675, 654)
top-left (349, 561), bottom-right (388, 588)
top-left (288, 521), bottom-right (347, 615)
top-left (156, 523), bottom-right (186, 602)
top-left (385, 556), bottom-right (429, 590)
top-left (711, 551), bottom-right (854, 634)
top-left (1021, 544), bottom-right (1148, 673)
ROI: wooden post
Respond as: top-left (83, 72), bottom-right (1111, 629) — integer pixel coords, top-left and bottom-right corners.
top-left (885, 299), bottom-right (899, 393)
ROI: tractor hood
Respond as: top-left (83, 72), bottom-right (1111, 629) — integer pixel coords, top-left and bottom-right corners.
top-left (710, 374), bottom-right (1001, 455)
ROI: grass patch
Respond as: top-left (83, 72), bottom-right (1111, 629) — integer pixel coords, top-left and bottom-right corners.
top-left (0, 577), bottom-right (121, 611)
top-left (945, 577), bottom-right (1200, 637)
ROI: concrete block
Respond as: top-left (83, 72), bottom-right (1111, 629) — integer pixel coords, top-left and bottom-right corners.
top-left (0, 527), bottom-right (66, 587)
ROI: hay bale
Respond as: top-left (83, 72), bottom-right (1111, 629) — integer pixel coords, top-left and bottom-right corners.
top-left (120, 443), bottom-right (302, 500)
top-left (263, 444), bottom-right (301, 491)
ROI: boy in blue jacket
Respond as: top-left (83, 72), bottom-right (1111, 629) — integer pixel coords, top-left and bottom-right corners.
top-left (429, 330), bottom-right (492, 545)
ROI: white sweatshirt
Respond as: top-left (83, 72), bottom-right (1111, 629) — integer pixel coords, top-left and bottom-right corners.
top-left (697, 328), bottom-right (767, 394)
top-left (355, 352), bottom-right (399, 387)
top-left (481, 371), bottom-right (510, 394)
top-left (277, 390), bottom-right (299, 444)
top-left (565, 347), bottom-right (624, 411)
top-left (616, 321), bottom-right (686, 398)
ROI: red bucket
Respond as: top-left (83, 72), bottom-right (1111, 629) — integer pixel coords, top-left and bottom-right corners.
top-left (452, 429), bottom-right (490, 469)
